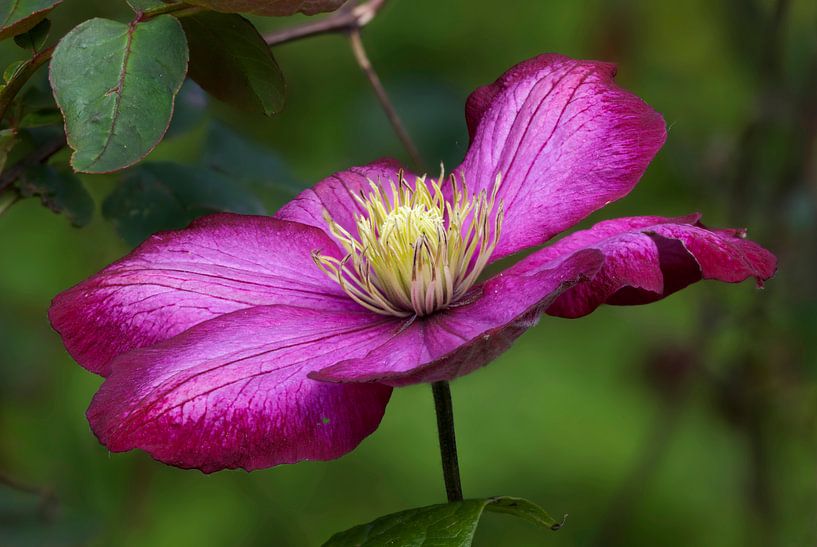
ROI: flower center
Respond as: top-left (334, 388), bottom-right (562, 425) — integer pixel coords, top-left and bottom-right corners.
top-left (313, 169), bottom-right (504, 317)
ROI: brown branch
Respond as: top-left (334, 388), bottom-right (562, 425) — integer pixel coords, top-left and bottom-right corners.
top-left (347, 27), bottom-right (424, 171)
top-left (264, 0), bottom-right (386, 47)
top-left (265, 0), bottom-right (424, 171)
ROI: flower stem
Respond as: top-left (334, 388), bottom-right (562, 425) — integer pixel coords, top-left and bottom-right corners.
top-left (432, 381), bottom-right (463, 502)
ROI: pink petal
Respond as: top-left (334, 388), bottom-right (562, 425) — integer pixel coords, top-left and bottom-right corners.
top-left (49, 214), bottom-right (352, 376)
top-left (311, 249), bottom-right (604, 387)
top-left (88, 305), bottom-right (400, 473)
top-left (458, 54), bottom-right (667, 261)
top-left (537, 216), bottom-right (777, 318)
top-left (275, 159), bottom-right (410, 238)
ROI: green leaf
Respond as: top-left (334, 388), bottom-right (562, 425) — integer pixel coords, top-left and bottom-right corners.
top-left (15, 164), bottom-right (94, 227)
top-left (13, 17), bottom-right (49, 51)
top-left (18, 107), bottom-right (61, 128)
top-left (3, 60), bottom-right (24, 83)
top-left (0, 128), bottom-right (17, 172)
top-left (202, 121), bottom-right (299, 195)
top-left (184, 0), bottom-right (344, 16)
top-left (323, 497), bottom-right (565, 547)
top-left (0, 0), bottom-right (61, 41)
top-left (102, 161), bottom-right (264, 245)
top-left (126, 0), bottom-right (165, 10)
top-left (49, 16), bottom-right (189, 174)
top-left (182, 12), bottom-right (284, 116)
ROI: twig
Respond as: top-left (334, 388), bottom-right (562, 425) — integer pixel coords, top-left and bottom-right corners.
top-left (0, 470), bottom-right (59, 520)
top-left (0, 135), bottom-right (66, 194)
top-left (264, 0), bottom-right (386, 47)
top-left (348, 27), bottom-right (424, 171)
top-left (264, 0), bottom-right (424, 171)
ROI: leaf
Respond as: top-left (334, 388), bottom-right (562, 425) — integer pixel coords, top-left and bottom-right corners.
top-left (102, 161), bottom-right (264, 245)
top-left (0, 128), bottom-right (17, 171)
top-left (323, 497), bottom-right (565, 547)
top-left (13, 17), bottom-right (49, 51)
top-left (0, 0), bottom-right (61, 41)
top-left (49, 16), bottom-right (188, 174)
top-left (126, 0), bottom-right (165, 9)
top-left (15, 164), bottom-right (94, 227)
top-left (182, 12), bottom-right (284, 116)
top-left (184, 0), bottom-right (345, 17)
top-left (3, 60), bottom-right (24, 83)
top-left (164, 80), bottom-right (207, 139)
top-left (202, 121), bottom-right (299, 195)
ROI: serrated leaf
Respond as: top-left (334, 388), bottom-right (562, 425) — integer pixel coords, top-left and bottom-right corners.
top-left (184, 0), bottom-right (345, 16)
top-left (182, 12), bottom-right (284, 116)
top-left (13, 17), bottom-right (49, 51)
top-left (102, 161), bottom-right (264, 245)
top-left (15, 164), bottom-right (94, 226)
top-left (49, 16), bottom-right (188, 174)
top-left (0, 0), bottom-right (61, 41)
top-left (323, 497), bottom-right (564, 547)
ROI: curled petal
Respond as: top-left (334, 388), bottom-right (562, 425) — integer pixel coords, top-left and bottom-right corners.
top-left (49, 214), bottom-right (352, 376)
top-left (537, 215), bottom-right (777, 318)
top-left (311, 249), bottom-right (604, 387)
top-left (88, 305), bottom-right (400, 473)
top-left (458, 54), bottom-right (667, 260)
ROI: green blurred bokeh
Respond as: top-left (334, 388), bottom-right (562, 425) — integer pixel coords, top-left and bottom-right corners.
top-left (1, 1), bottom-right (816, 545)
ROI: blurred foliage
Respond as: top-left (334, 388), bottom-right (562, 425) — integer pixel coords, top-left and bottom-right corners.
top-left (0, 0), bottom-right (816, 546)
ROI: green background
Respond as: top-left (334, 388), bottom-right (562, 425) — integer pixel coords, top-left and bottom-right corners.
top-left (1, 0), bottom-right (816, 545)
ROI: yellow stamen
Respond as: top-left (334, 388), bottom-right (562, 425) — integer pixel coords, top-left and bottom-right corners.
top-left (313, 167), bottom-right (504, 317)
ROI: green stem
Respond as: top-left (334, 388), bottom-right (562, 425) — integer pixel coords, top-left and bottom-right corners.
top-left (0, 45), bottom-right (54, 124)
top-left (432, 381), bottom-right (463, 502)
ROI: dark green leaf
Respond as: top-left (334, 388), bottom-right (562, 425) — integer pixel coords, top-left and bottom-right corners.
top-left (50, 16), bottom-right (188, 174)
top-left (0, 0), bottom-right (61, 41)
top-left (13, 17), bottom-right (49, 51)
top-left (184, 0), bottom-right (344, 16)
top-left (126, 0), bottom-right (165, 10)
top-left (0, 127), bottom-right (17, 171)
top-left (15, 164), bottom-right (94, 227)
top-left (202, 121), bottom-right (299, 195)
top-left (323, 497), bottom-right (564, 547)
top-left (3, 60), bottom-right (24, 82)
top-left (182, 12), bottom-right (284, 116)
top-left (165, 80), bottom-right (207, 138)
top-left (102, 161), bottom-right (264, 245)
top-left (19, 107), bottom-right (61, 128)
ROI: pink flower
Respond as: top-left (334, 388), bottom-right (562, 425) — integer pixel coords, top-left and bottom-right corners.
top-left (49, 54), bottom-right (776, 472)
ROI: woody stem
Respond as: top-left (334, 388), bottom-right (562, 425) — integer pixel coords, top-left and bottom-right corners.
top-left (432, 381), bottom-right (463, 502)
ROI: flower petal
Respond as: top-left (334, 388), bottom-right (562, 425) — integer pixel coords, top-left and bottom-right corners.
top-left (458, 54), bottom-right (667, 260)
top-left (49, 214), bottom-right (352, 376)
top-left (535, 215), bottom-right (777, 318)
top-left (87, 305), bottom-right (400, 473)
top-left (311, 249), bottom-right (604, 387)
top-left (276, 159), bottom-right (411, 238)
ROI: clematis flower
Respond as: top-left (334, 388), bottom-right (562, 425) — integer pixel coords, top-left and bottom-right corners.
top-left (49, 54), bottom-right (776, 473)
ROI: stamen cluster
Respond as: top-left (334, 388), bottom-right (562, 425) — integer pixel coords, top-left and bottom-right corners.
top-left (314, 170), bottom-right (504, 317)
